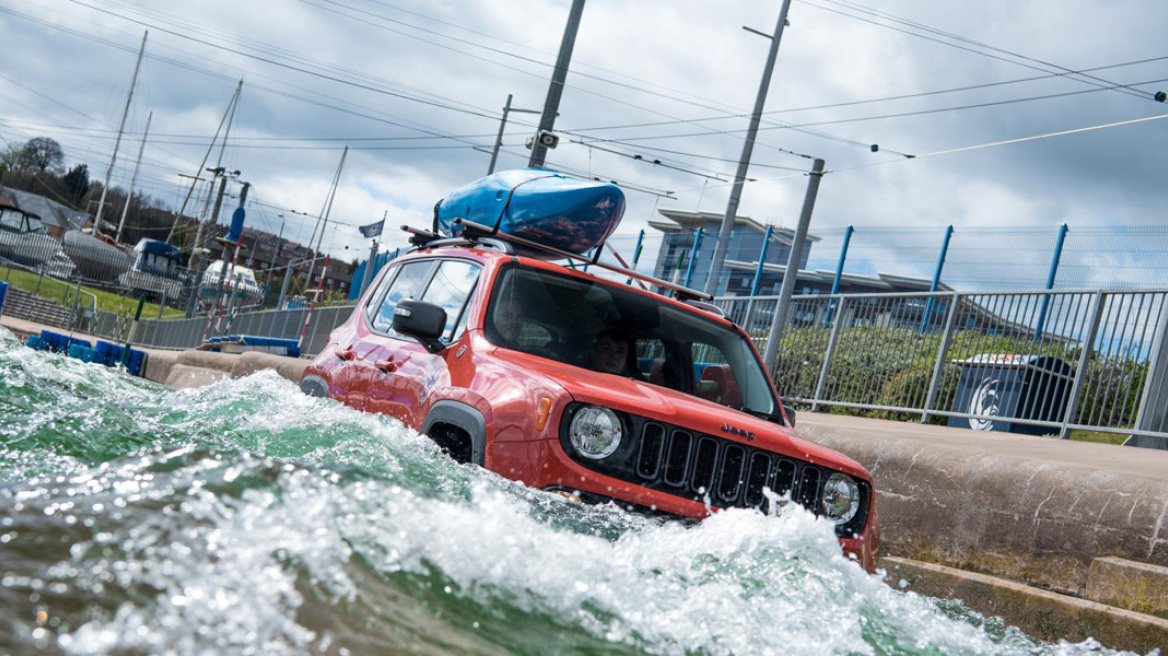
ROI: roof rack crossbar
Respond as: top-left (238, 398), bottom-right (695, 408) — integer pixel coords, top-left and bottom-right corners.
top-left (453, 218), bottom-right (712, 301)
top-left (400, 225), bottom-right (512, 254)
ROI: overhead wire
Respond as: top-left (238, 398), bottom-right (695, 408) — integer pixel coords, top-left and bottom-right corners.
top-left (801, 0), bottom-right (1158, 103)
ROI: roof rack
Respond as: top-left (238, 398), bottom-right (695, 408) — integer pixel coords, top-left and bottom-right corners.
top-left (453, 218), bottom-right (712, 301)
top-left (401, 225), bottom-right (512, 254)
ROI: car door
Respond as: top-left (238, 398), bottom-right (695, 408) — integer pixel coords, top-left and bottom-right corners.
top-left (326, 263), bottom-right (402, 410)
top-left (365, 258), bottom-right (481, 427)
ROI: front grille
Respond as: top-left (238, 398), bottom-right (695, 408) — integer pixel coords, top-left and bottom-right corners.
top-left (559, 406), bottom-right (869, 537)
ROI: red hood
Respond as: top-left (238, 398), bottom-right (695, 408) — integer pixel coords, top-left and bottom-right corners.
top-left (489, 348), bottom-right (871, 482)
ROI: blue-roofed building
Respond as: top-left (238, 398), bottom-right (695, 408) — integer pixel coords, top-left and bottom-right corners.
top-left (649, 209), bottom-right (818, 296)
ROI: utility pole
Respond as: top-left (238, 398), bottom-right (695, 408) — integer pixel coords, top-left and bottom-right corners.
top-left (528, 0), bottom-right (586, 168)
top-left (489, 94), bottom-right (541, 174)
top-left (763, 157), bottom-right (825, 372)
top-left (95, 30), bottom-right (147, 233)
top-left (167, 82), bottom-right (241, 244)
top-left (184, 168), bottom-right (233, 318)
top-left (115, 111), bottom-right (151, 244)
top-left (704, 0), bottom-right (794, 296)
top-left (206, 171), bottom-right (230, 251)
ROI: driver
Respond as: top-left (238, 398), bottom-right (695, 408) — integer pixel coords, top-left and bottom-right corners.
top-left (590, 329), bottom-right (639, 378)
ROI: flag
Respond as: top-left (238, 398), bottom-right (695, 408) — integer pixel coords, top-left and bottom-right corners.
top-left (358, 219), bottom-right (384, 238)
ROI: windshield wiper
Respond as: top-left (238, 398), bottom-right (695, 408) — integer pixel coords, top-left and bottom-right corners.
top-left (738, 406), bottom-right (787, 426)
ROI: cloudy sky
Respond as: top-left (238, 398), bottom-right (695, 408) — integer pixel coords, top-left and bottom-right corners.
top-left (1, 0), bottom-right (1165, 286)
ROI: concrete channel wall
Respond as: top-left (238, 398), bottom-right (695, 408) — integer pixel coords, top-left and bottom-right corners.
top-left (798, 412), bottom-right (1168, 650)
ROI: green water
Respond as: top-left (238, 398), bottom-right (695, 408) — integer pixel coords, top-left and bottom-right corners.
top-left (0, 328), bottom-right (1143, 655)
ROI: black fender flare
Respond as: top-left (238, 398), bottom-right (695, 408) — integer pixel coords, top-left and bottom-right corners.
top-left (421, 400), bottom-right (487, 466)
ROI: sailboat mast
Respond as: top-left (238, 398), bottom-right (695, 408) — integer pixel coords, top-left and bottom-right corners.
top-left (95, 30), bottom-right (148, 233)
top-left (115, 111), bottom-right (151, 244)
top-left (303, 146), bottom-right (348, 290)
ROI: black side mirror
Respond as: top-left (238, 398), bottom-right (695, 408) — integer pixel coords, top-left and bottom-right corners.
top-left (785, 407), bottom-right (797, 427)
top-left (393, 300), bottom-right (447, 353)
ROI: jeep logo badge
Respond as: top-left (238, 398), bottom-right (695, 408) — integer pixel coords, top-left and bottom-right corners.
top-left (721, 422), bottom-right (755, 441)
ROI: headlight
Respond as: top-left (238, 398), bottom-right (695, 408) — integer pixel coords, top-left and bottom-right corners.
top-left (569, 406), bottom-right (622, 459)
top-left (820, 473), bottom-right (860, 524)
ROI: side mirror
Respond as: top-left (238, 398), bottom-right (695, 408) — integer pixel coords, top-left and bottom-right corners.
top-left (392, 300), bottom-right (447, 353)
top-left (785, 407), bottom-right (797, 427)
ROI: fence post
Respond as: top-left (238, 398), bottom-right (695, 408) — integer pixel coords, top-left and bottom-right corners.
top-left (682, 227), bottom-right (703, 289)
top-left (1134, 295), bottom-right (1168, 435)
top-left (740, 226), bottom-right (774, 330)
top-left (920, 225), bottom-right (954, 333)
top-left (824, 225), bottom-right (853, 327)
top-left (812, 296), bottom-right (847, 412)
top-left (625, 229), bottom-right (645, 286)
top-left (922, 291), bottom-right (961, 423)
top-left (1034, 223), bottom-right (1068, 342)
top-left (1059, 291), bottom-right (1107, 438)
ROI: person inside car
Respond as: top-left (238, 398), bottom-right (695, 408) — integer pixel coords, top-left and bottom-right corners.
top-left (590, 329), bottom-right (641, 378)
top-left (493, 296), bottom-right (525, 346)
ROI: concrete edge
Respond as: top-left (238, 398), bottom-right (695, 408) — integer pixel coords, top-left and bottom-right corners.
top-left (885, 556), bottom-right (1168, 653)
top-left (1086, 556), bottom-right (1168, 619)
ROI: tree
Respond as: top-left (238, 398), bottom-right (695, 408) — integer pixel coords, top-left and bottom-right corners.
top-left (18, 137), bottom-right (65, 174)
top-left (62, 164), bottom-right (91, 204)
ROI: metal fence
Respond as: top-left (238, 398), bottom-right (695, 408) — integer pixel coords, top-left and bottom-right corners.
top-left (715, 289), bottom-right (1168, 442)
top-left (85, 304), bottom-right (356, 357)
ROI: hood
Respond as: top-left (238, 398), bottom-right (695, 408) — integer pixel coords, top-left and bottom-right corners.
top-left (490, 349), bottom-right (871, 481)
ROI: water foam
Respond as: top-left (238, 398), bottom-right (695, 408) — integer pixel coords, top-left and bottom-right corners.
top-left (0, 330), bottom-right (1146, 655)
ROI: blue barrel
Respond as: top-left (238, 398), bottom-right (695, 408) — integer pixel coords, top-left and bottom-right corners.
top-left (95, 340), bottom-right (125, 367)
top-left (124, 348), bottom-right (146, 377)
top-left (0, 280), bottom-right (7, 316)
top-left (41, 330), bottom-right (71, 353)
top-left (68, 344), bottom-right (99, 363)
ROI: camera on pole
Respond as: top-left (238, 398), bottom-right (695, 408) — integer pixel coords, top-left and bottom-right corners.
top-left (526, 130), bottom-right (560, 151)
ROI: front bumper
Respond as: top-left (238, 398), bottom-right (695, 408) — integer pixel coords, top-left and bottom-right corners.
top-left (489, 437), bottom-right (880, 573)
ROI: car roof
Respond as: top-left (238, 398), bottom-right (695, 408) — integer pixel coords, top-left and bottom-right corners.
top-left (400, 243), bottom-right (734, 327)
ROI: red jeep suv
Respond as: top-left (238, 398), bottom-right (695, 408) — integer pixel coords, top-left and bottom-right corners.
top-left (301, 237), bottom-right (879, 571)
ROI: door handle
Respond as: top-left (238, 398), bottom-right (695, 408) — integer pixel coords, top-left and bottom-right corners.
top-left (335, 346), bottom-right (356, 361)
top-left (375, 357), bottom-right (397, 373)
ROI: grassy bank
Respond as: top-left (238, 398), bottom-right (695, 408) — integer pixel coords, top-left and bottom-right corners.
top-left (1, 265), bottom-right (185, 318)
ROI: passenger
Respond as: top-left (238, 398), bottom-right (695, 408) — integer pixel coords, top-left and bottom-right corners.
top-left (590, 329), bottom-right (639, 377)
top-left (493, 296), bottom-right (525, 345)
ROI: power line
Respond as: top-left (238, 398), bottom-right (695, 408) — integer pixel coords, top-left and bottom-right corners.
top-left (802, 0), bottom-right (1158, 103)
top-left (573, 76), bottom-right (1168, 144)
top-left (558, 55), bottom-right (1168, 134)
top-left (60, 0), bottom-right (504, 121)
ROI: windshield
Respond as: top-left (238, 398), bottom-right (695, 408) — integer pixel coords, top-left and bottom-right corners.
top-left (25, 215), bottom-right (46, 235)
top-left (0, 209), bottom-right (22, 232)
top-left (484, 265), bottom-right (777, 415)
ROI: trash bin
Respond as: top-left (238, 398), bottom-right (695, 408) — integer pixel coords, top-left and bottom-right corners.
top-left (949, 354), bottom-right (1075, 435)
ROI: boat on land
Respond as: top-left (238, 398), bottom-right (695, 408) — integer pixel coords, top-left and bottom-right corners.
top-left (117, 238), bottom-right (186, 300)
top-left (0, 205), bottom-right (76, 278)
top-left (198, 260), bottom-right (263, 308)
top-left (62, 229), bottom-right (132, 282)
top-left (435, 168), bottom-right (624, 256)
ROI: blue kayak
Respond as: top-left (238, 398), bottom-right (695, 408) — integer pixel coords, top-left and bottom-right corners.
top-left (436, 169), bottom-right (624, 256)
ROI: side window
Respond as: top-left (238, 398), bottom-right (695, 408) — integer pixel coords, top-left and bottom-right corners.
top-left (691, 342), bottom-right (743, 409)
top-left (419, 260), bottom-right (481, 342)
top-left (371, 261), bottom-right (435, 333)
top-left (364, 264), bottom-right (398, 323)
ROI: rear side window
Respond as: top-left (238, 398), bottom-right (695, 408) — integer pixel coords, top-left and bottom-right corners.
top-left (420, 260), bottom-right (481, 341)
top-left (371, 261), bottom-right (435, 332)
